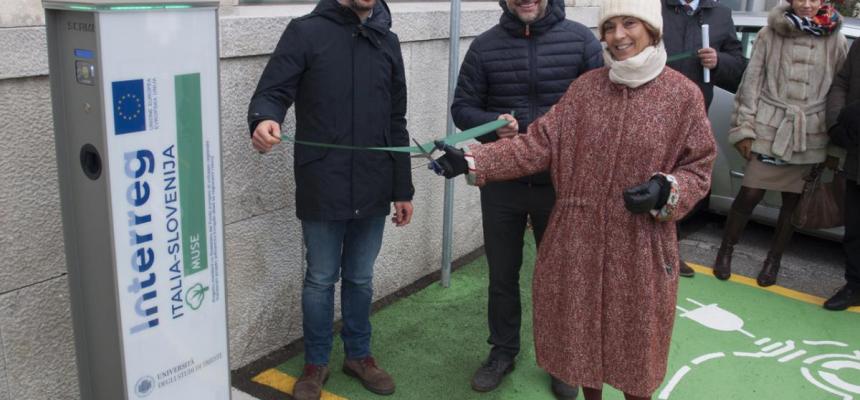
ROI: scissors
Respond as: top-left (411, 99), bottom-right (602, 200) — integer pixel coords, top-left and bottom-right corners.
top-left (412, 138), bottom-right (445, 176)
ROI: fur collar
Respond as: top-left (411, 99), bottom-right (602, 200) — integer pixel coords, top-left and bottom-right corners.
top-left (768, 4), bottom-right (842, 38)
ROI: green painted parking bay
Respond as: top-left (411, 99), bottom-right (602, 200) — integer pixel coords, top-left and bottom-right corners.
top-left (249, 236), bottom-right (860, 399)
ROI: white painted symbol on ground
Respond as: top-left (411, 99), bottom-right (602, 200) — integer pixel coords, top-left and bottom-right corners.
top-left (801, 351), bottom-right (860, 400)
top-left (676, 298), bottom-right (755, 338)
top-left (658, 298), bottom-right (860, 399)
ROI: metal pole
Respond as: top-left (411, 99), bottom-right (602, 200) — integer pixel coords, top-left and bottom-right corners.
top-left (441, 0), bottom-right (462, 288)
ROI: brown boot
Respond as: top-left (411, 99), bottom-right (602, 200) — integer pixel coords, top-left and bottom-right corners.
top-left (757, 253), bottom-right (782, 287)
top-left (713, 244), bottom-right (734, 280)
top-left (343, 356), bottom-right (395, 395)
top-left (756, 193), bottom-right (798, 287)
top-left (293, 364), bottom-right (330, 400)
top-left (713, 209), bottom-right (751, 280)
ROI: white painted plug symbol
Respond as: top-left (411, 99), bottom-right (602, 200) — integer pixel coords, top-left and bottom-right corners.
top-left (677, 298), bottom-right (755, 338)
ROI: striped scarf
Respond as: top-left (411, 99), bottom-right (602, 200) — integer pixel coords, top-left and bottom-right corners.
top-left (784, 5), bottom-right (841, 37)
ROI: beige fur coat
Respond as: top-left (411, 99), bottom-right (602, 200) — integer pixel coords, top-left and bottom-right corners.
top-left (729, 4), bottom-right (848, 164)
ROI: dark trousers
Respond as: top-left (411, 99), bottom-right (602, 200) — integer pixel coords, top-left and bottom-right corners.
top-left (845, 180), bottom-right (860, 288)
top-left (480, 180), bottom-right (555, 361)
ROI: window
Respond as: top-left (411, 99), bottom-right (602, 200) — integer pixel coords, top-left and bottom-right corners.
top-left (736, 25), bottom-right (760, 60)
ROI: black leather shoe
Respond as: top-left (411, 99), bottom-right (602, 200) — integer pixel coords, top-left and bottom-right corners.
top-left (470, 357), bottom-right (514, 392)
top-left (679, 261), bottom-right (695, 278)
top-left (824, 286), bottom-right (860, 311)
top-left (550, 375), bottom-right (579, 400)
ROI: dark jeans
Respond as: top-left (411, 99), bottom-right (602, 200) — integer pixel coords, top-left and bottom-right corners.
top-left (845, 180), bottom-right (860, 288)
top-left (480, 180), bottom-right (555, 361)
top-left (301, 217), bottom-right (386, 365)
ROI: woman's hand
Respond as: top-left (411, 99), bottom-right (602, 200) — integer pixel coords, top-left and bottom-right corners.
top-left (622, 176), bottom-right (669, 214)
top-left (433, 141), bottom-right (469, 179)
top-left (734, 139), bottom-right (754, 160)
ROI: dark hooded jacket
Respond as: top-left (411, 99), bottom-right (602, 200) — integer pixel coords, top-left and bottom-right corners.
top-left (451, 0), bottom-right (603, 185)
top-left (247, 0), bottom-right (413, 220)
top-left (827, 39), bottom-right (860, 183)
top-left (662, 0), bottom-right (747, 109)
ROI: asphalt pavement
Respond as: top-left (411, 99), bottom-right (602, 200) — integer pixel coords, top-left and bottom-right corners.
top-left (678, 211), bottom-right (848, 300)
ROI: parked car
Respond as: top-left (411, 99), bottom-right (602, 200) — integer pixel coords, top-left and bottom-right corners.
top-left (706, 11), bottom-right (860, 241)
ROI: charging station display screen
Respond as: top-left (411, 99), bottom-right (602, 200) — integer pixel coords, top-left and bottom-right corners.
top-left (98, 9), bottom-right (229, 399)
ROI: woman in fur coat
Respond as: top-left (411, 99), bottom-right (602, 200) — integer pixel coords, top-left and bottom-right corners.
top-left (714, 0), bottom-right (847, 286)
top-left (433, 0), bottom-right (716, 398)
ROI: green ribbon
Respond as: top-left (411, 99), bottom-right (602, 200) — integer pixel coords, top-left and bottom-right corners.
top-left (281, 118), bottom-right (510, 154)
top-left (667, 50), bottom-right (697, 63)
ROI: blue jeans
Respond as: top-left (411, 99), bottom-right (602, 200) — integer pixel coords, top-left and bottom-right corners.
top-left (301, 217), bottom-right (385, 365)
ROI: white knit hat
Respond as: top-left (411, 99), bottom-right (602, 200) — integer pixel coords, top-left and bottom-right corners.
top-left (599, 0), bottom-right (663, 38)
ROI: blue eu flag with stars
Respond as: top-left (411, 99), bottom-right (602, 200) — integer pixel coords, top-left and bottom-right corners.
top-left (112, 79), bottom-right (146, 135)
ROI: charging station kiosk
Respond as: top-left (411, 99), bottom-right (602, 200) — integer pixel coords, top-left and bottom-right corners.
top-left (43, 1), bottom-right (229, 398)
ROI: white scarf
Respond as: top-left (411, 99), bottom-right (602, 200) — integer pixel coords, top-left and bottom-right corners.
top-left (602, 41), bottom-right (667, 88)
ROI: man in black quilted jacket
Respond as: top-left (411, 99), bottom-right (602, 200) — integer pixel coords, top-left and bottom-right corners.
top-left (451, 0), bottom-right (601, 397)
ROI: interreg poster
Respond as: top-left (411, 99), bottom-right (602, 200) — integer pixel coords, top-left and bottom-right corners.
top-left (99, 9), bottom-right (229, 399)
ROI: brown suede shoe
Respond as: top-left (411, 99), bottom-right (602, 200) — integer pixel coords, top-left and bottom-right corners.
top-left (293, 364), bottom-right (329, 400)
top-left (343, 356), bottom-right (395, 395)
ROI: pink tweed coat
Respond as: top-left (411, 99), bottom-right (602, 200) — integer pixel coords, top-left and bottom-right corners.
top-left (469, 67), bottom-right (716, 396)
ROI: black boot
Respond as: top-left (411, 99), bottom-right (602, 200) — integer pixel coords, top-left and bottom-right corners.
top-left (679, 261), bottom-right (696, 278)
top-left (470, 356), bottom-right (514, 392)
top-left (713, 209), bottom-right (751, 280)
top-left (550, 375), bottom-right (579, 400)
top-left (824, 286), bottom-right (860, 311)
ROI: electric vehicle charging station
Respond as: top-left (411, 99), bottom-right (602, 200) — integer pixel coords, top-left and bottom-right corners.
top-left (43, 1), bottom-right (229, 398)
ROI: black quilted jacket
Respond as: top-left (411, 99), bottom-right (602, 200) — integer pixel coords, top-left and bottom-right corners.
top-left (451, 0), bottom-right (603, 185)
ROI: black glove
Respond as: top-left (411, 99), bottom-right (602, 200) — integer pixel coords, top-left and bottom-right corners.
top-left (836, 100), bottom-right (860, 146)
top-left (433, 141), bottom-right (468, 179)
top-left (623, 176), bottom-right (671, 214)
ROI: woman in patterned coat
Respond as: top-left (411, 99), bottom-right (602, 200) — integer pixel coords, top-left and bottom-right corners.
top-left (433, 0), bottom-right (716, 398)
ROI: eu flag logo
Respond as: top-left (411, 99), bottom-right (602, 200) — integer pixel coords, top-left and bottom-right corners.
top-left (112, 79), bottom-right (146, 135)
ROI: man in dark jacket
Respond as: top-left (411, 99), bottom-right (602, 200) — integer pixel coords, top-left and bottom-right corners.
top-left (824, 39), bottom-right (860, 311)
top-left (662, 0), bottom-right (746, 109)
top-left (451, 0), bottom-right (602, 397)
top-left (248, 0), bottom-right (413, 398)
top-left (662, 0), bottom-right (746, 277)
